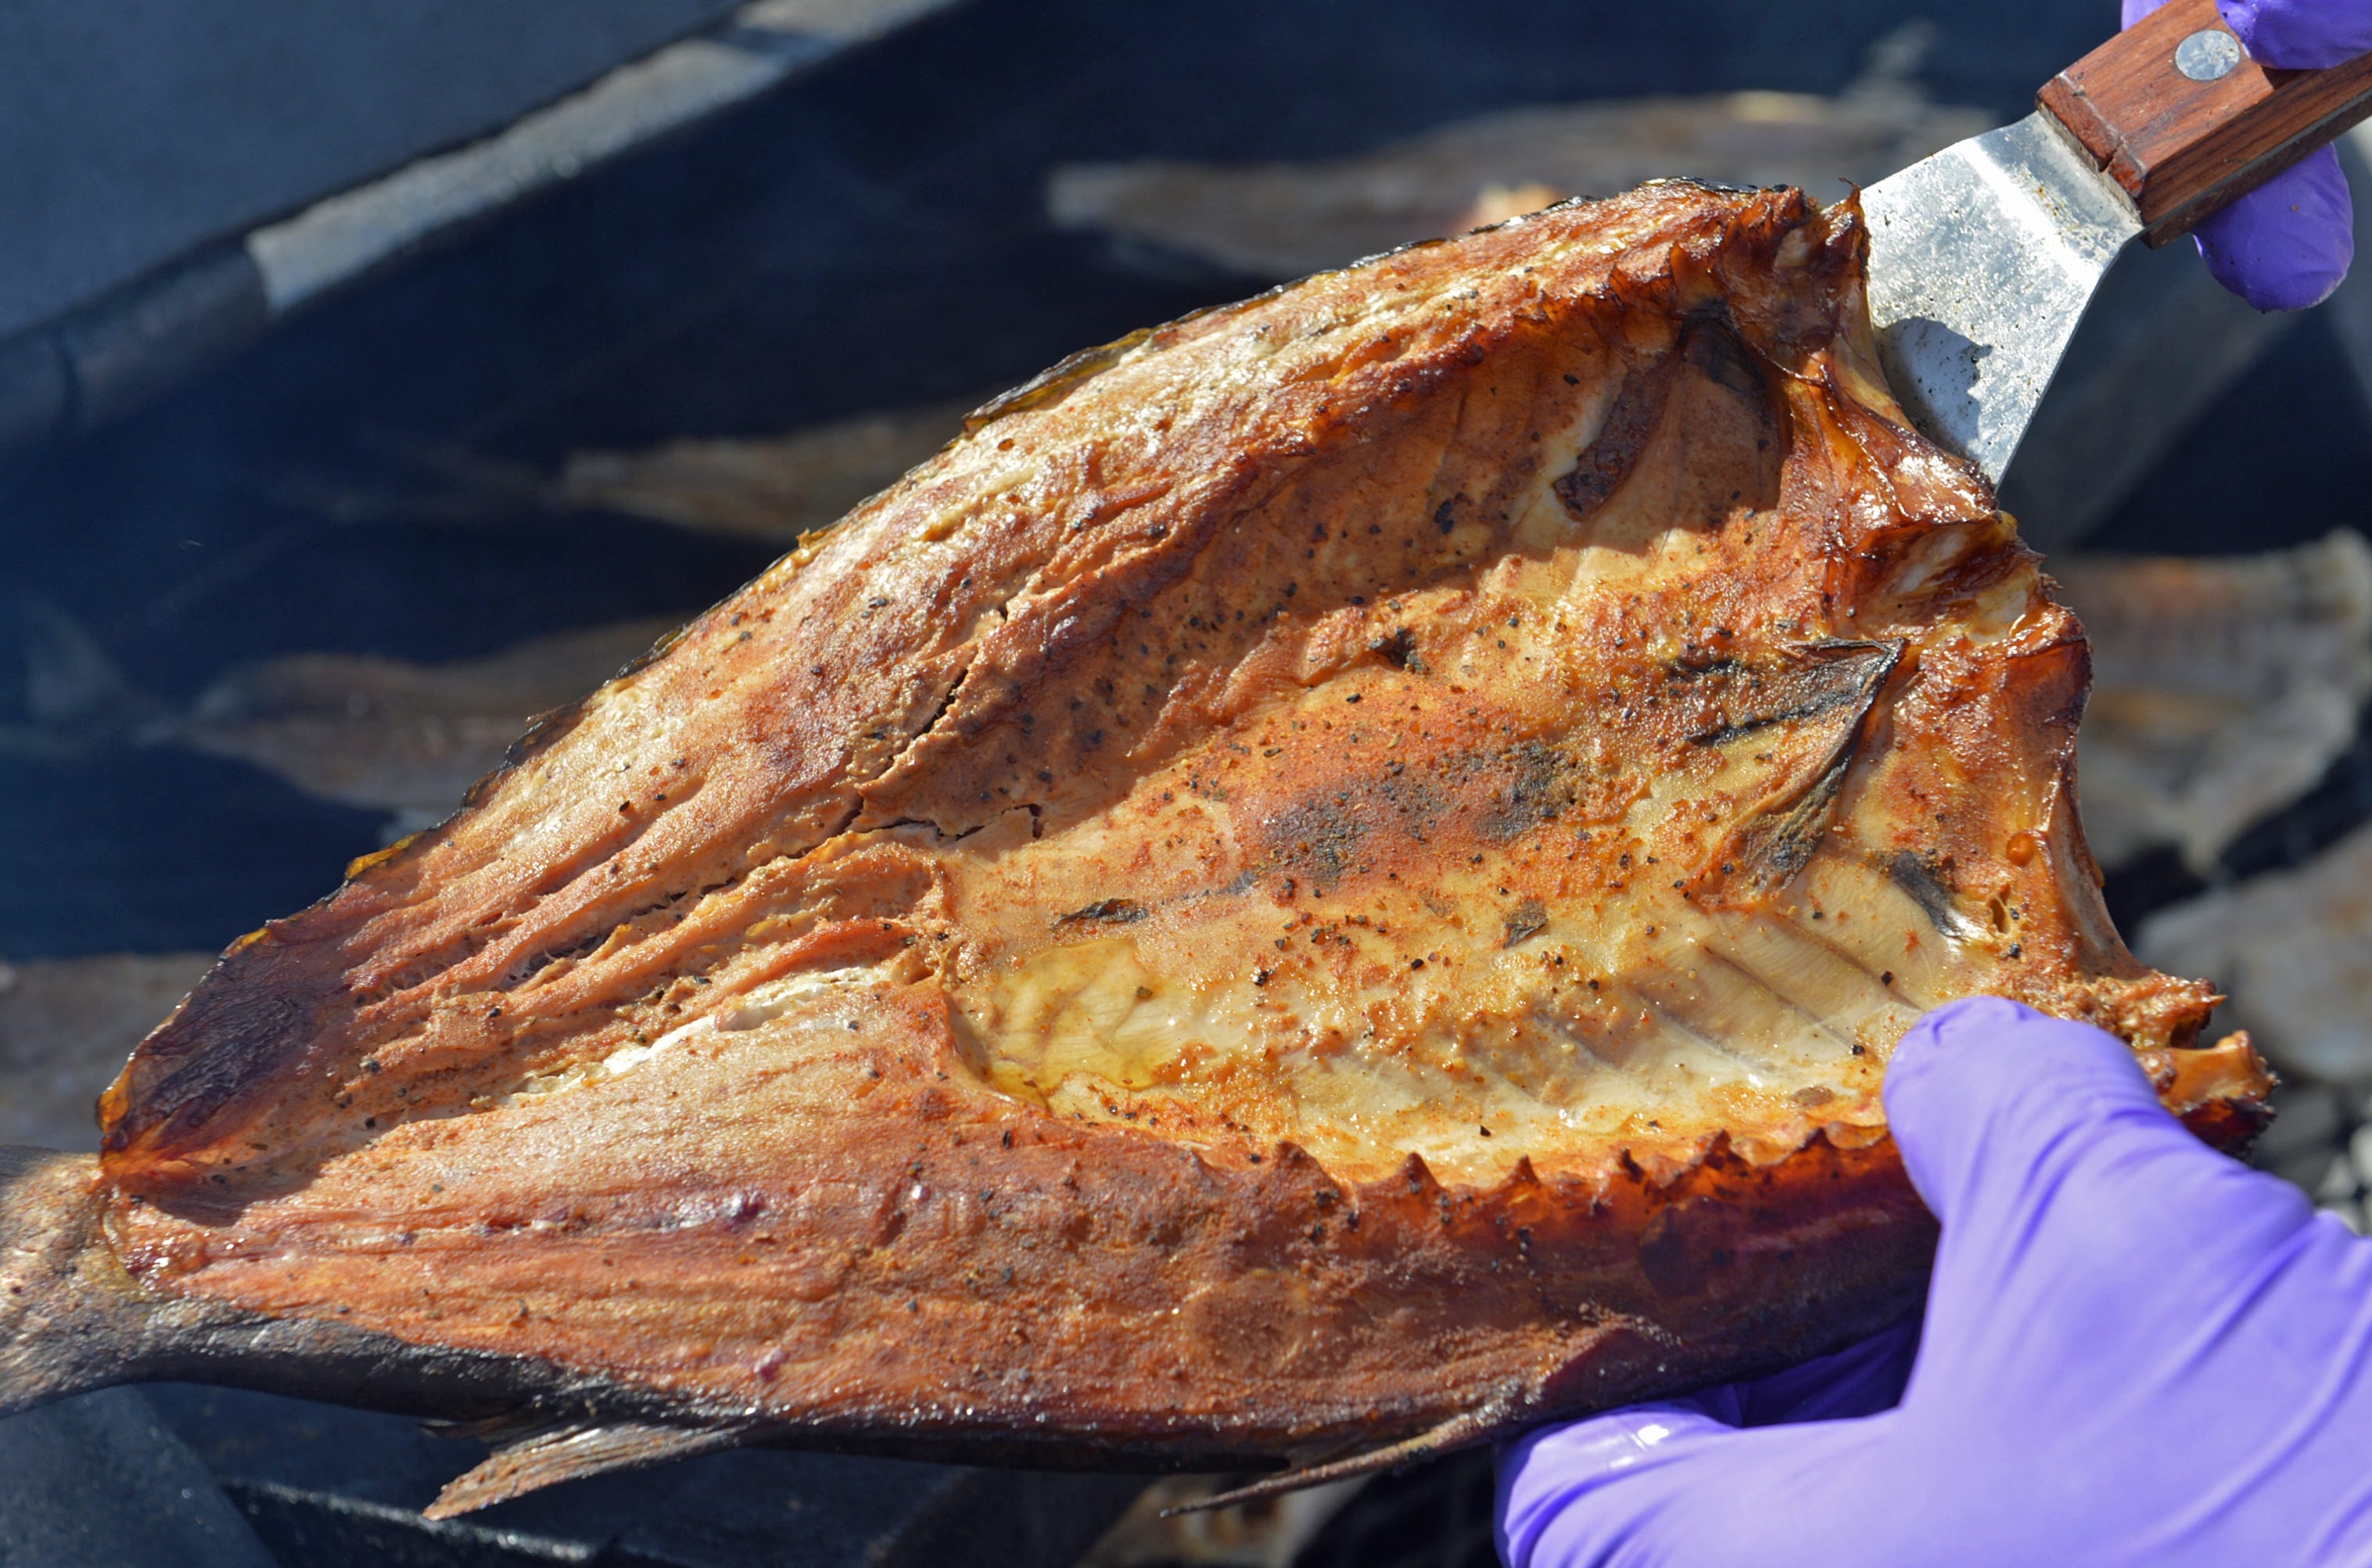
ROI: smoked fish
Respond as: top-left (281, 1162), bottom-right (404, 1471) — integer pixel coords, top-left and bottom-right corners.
top-left (0, 182), bottom-right (2269, 1516)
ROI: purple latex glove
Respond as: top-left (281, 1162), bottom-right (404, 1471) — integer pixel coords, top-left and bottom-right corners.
top-left (2126, 0), bottom-right (2367, 308)
top-left (1498, 997), bottom-right (2372, 1567)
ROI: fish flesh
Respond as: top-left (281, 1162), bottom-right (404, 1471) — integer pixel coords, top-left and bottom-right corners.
top-left (1049, 88), bottom-right (1987, 282)
top-left (2053, 532), bottom-right (2372, 874)
top-left (0, 182), bottom-right (2266, 1518)
top-left (2141, 820), bottom-right (2372, 1082)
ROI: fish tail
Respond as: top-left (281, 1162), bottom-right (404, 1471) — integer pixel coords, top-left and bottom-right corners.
top-left (0, 1146), bottom-right (151, 1416)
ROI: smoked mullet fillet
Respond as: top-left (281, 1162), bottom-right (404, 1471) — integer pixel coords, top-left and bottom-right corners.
top-left (1, 182), bottom-right (2270, 1516)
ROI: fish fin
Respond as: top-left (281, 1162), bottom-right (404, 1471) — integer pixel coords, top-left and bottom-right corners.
top-left (1161, 1397), bottom-right (1522, 1517)
top-left (1697, 639), bottom-right (1902, 899)
top-left (425, 1419), bottom-right (760, 1519)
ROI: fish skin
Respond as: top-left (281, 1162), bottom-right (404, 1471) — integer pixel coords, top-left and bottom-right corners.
top-left (3, 183), bottom-right (2269, 1512)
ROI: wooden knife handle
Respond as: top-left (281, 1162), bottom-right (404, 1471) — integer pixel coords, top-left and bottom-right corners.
top-left (2038, 0), bottom-right (2372, 246)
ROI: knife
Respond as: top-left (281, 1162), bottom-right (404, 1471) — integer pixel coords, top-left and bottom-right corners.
top-left (1864, 0), bottom-right (2372, 483)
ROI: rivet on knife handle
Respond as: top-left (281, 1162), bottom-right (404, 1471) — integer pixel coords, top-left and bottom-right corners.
top-left (2037, 0), bottom-right (2372, 246)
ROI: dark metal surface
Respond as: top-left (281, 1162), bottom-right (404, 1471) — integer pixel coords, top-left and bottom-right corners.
top-left (0, 1), bottom-right (973, 460)
top-left (0, 1382), bottom-right (1136, 1567)
top-left (1291, 1451), bottom-right (1499, 1568)
top-left (0, 1390), bottom-right (278, 1567)
top-left (0, 0), bottom-right (743, 341)
top-left (140, 1385), bottom-right (1141, 1568)
top-left (1997, 231), bottom-right (2295, 552)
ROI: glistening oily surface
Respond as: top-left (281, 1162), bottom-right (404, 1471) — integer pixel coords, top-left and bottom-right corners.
top-left (91, 184), bottom-right (2248, 1509)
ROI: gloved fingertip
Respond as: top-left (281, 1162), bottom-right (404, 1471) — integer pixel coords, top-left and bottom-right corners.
top-left (1501, 1405), bottom-right (1735, 1480)
top-left (2219, 0), bottom-right (2372, 70)
top-left (1496, 1405), bottom-right (1742, 1568)
top-left (2195, 149), bottom-right (2353, 312)
top-left (1884, 996), bottom-right (2132, 1105)
top-left (1882, 998), bottom-right (2166, 1218)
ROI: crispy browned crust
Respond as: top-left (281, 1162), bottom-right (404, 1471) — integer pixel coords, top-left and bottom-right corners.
top-left (70, 182), bottom-right (2262, 1501)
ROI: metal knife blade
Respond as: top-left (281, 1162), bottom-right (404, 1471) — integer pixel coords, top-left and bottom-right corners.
top-left (1861, 112), bottom-right (2143, 486)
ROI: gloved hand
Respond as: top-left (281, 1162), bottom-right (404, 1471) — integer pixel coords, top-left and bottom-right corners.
top-left (1497, 996), bottom-right (2372, 1568)
top-left (2127, 0), bottom-right (2371, 309)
